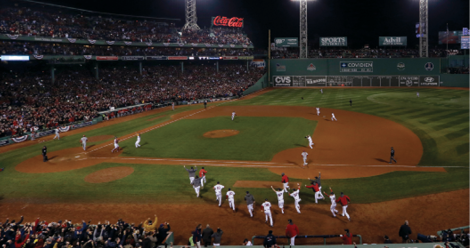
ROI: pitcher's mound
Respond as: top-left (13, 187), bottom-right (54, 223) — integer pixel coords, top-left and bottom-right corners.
top-left (203, 129), bottom-right (239, 138)
top-left (85, 166), bottom-right (134, 183)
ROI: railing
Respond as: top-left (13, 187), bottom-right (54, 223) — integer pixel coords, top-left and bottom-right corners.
top-left (251, 234), bottom-right (362, 245)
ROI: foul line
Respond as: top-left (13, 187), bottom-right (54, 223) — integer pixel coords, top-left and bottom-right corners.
top-left (85, 100), bottom-right (237, 154)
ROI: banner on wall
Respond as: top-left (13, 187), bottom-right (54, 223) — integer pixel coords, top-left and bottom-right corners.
top-left (12, 135), bottom-right (29, 143)
top-left (320, 37), bottom-right (347, 46)
top-left (379, 36), bottom-right (407, 46)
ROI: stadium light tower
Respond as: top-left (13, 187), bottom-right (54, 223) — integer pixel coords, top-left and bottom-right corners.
top-left (292, 0), bottom-right (315, 59)
top-left (182, 0), bottom-right (200, 31)
top-left (418, 0), bottom-right (428, 57)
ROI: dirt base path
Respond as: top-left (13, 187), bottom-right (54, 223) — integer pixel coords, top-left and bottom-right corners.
top-left (0, 189), bottom-right (467, 245)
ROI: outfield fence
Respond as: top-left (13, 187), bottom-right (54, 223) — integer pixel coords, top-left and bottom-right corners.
top-left (251, 234), bottom-right (362, 246)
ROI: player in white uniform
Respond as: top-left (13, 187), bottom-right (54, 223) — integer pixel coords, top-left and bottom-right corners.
top-left (80, 135), bottom-right (88, 151)
top-left (301, 151), bottom-right (308, 166)
top-left (306, 135), bottom-right (314, 149)
top-left (214, 182), bottom-right (225, 207)
top-left (111, 137), bottom-right (120, 153)
top-left (226, 188), bottom-right (236, 212)
top-left (316, 107), bottom-right (320, 116)
top-left (135, 133), bottom-right (141, 148)
top-left (231, 111), bottom-right (236, 121)
top-left (289, 184), bottom-right (302, 214)
top-left (323, 187), bottom-right (339, 217)
top-left (270, 186), bottom-right (285, 214)
top-left (331, 113), bottom-right (337, 121)
top-left (261, 199), bottom-right (273, 227)
top-left (53, 128), bottom-right (60, 140)
top-left (320, 89), bottom-right (323, 94)
top-left (172, 102), bottom-right (175, 111)
top-left (416, 92), bottom-right (420, 98)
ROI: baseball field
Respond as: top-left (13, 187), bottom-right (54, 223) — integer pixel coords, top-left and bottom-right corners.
top-left (1, 87), bottom-right (469, 245)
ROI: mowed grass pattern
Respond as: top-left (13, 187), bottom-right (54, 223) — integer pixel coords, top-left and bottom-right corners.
top-left (228, 88), bottom-right (469, 167)
top-left (120, 116), bottom-right (317, 161)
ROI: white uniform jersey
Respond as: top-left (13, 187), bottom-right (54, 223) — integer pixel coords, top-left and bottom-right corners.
top-left (316, 108), bottom-right (320, 112)
top-left (307, 136), bottom-right (313, 143)
top-left (328, 194), bottom-right (336, 204)
top-left (137, 136), bottom-right (141, 142)
top-left (214, 185), bottom-right (225, 194)
top-left (226, 190), bottom-right (235, 200)
top-left (290, 190), bottom-right (301, 201)
top-left (55, 129), bottom-right (59, 134)
top-left (332, 113), bottom-right (336, 118)
top-left (261, 202), bottom-right (272, 212)
top-left (114, 139), bottom-right (119, 145)
top-left (301, 152), bottom-right (308, 159)
top-left (275, 191), bottom-right (284, 202)
top-left (81, 137), bottom-right (88, 143)
top-left (232, 112), bottom-right (235, 116)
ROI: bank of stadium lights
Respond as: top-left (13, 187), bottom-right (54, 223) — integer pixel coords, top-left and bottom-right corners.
top-left (291, 0), bottom-right (315, 59)
top-left (417, 0), bottom-right (429, 57)
top-left (182, 0), bottom-right (200, 31)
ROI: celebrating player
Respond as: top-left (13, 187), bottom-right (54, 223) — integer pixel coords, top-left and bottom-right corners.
top-left (270, 186), bottom-right (285, 214)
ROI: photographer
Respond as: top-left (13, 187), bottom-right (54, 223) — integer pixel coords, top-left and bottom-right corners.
top-left (398, 220), bottom-right (412, 243)
top-left (211, 228), bottom-right (223, 246)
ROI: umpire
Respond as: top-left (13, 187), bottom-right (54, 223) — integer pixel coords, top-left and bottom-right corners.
top-left (42, 146), bottom-right (48, 162)
top-left (389, 147), bottom-right (396, 164)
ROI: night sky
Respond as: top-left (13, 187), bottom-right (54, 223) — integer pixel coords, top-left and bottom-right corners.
top-left (31, 0), bottom-right (469, 49)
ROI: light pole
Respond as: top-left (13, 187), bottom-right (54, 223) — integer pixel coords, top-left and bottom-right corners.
top-left (418, 0), bottom-right (428, 57)
top-left (292, 0), bottom-right (315, 59)
top-left (182, 0), bottom-right (200, 31)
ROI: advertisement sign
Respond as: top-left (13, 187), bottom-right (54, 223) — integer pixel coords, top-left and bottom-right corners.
top-left (168, 56), bottom-right (188, 60)
top-left (1, 55), bottom-right (30, 61)
top-left (463, 27), bottom-right (469, 36)
top-left (0, 139), bottom-right (10, 147)
top-left (274, 37), bottom-right (299, 47)
top-left (146, 56), bottom-right (167, 60)
top-left (238, 56), bottom-right (254, 60)
top-left (419, 76), bottom-right (439, 86)
top-left (399, 76), bottom-right (419, 87)
top-left (306, 76), bottom-right (327, 86)
top-left (340, 61), bottom-right (373, 73)
top-left (438, 31), bottom-right (463, 44)
top-left (212, 16), bottom-right (244, 28)
top-left (96, 56), bottom-right (119, 61)
top-left (320, 37), bottom-right (347, 46)
top-left (223, 56), bottom-right (238, 60)
top-left (273, 76), bottom-right (292, 86)
top-left (121, 56), bottom-right (144, 61)
top-left (379, 37), bottom-right (407, 46)
top-left (276, 63), bottom-right (286, 72)
top-left (461, 36), bottom-right (470, 49)
top-left (250, 59), bottom-right (266, 69)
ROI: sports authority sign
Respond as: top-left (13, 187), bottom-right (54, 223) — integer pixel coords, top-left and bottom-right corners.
top-left (212, 16), bottom-right (244, 28)
top-left (379, 36), bottom-right (407, 46)
top-left (340, 61), bottom-right (373, 73)
top-left (274, 37), bottom-right (299, 47)
top-left (320, 37), bottom-right (347, 46)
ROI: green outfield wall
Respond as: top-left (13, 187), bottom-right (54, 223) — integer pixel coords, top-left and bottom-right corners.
top-left (270, 58), bottom-right (468, 87)
top-left (243, 74), bottom-right (267, 95)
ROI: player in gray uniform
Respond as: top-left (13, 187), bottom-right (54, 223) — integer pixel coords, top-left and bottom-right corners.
top-left (80, 135), bottom-right (88, 151)
top-left (244, 191), bottom-right (255, 218)
top-left (191, 175), bottom-right (202, 197)
top-left (184, 165), bottom-right (198, 183)
top-left (308, 172), bottom-right (322, 191)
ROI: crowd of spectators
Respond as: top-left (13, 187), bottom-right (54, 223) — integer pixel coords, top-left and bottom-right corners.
top-left (271, 48), bottom-right (463, 59)
top-left (0, 41), bottom-right (253, 57)
top-left (0, 216), bottom-right (174, 248)
top-left (0, 64), bottom-right (264, 137)
top-left (0, 5), bottom-right (252, 45)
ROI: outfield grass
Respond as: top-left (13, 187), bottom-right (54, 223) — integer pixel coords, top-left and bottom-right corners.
top-left (228, 88), bottom-right (469, 167)
top-left (119, 116), bottom-right (317, 161)
top-left (0, 162), bottom-right (467, 205)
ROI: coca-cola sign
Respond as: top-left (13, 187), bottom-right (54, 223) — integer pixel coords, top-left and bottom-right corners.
top-left (212, 16), bottom-right (244, 28)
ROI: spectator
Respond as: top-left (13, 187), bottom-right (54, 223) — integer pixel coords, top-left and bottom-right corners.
top-left (384, 235), bottom-right (392, 243)
top-left (285, 219), bottom-right (299, 246)
top-left (242, 239), bottom-right (252, 246)
top-left (398, 220), bottom-right (412, 243)
top-left (155, 222), bottom-right (170, 248)
top-left (142, 215), bottom-right (158, 233)
top-left (192, 224), bottom-right (202, 248)
top-left (201, 224), bottom-right (213, 247)
top-left (263, 230), bottom-right (276, 248)
top-left (211, 228), bottom-right (223, 247)
top-left (340, 229), bottom-right (352, 245)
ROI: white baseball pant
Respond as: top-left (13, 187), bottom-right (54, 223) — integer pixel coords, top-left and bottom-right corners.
top-left (290, 236), bottom-right (297, 246)
top-left (278, 201), bottom-right (284, 214)
top-left (283, 182), bottom-right (290, 192)
top-left (330, 203), bottom-right (339, 217)
top-left (228, 199), bottom-right (235, 211)
top-left (216, 193), bottom-right (222, 206)
top-left (342, 205), bottom-right (350, 220)
top-left (314, 191), bottom-right (324, 203)
top-left (264, 211), bottom-right (273, 226)
top-left (294, 199), bottom-right (301, 213)
top-left (332, 116), bottom-right (337, 121)
top-left (193, 186), bottom-right (200, 197)
top-left (309, 141), bottom-right (314, 149)
top-left (247, 204), bottom-right (253, 217)
top-left (82, 142), bottom-right (87, 151)
top-left (189, 177), bottom-right (195, 183)
top-left (303, 158), bottom-right (307, 166)
top-left (54, 133), bottom-right (60, 140)
top-left (135, 141), bottom-right (140, 148)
